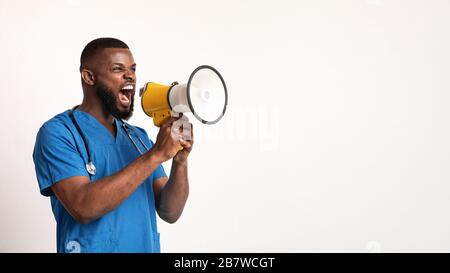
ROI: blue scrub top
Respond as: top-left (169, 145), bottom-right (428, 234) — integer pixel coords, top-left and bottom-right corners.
top-left (32, 109), bottom-right (166, 253)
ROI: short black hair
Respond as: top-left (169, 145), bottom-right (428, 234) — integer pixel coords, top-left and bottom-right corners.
top-left (80, 37), bottom-right (129, 70)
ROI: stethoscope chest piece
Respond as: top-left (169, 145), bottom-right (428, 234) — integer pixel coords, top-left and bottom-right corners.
top-left (86, 162), bottom-right (96, 176)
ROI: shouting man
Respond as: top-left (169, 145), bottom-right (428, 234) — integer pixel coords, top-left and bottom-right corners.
top-left (33, 37), bottom-right (192, 253)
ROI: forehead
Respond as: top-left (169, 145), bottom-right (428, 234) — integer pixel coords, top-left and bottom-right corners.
top-left (98, 48), bottom-right (135, 66)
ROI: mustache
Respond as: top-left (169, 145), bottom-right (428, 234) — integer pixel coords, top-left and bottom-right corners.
top-left (95, 83), bottom-right (134, 120)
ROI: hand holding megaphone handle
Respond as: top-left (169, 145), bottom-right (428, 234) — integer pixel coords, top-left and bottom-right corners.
top-left (153, 116), bottom-right (188, 162)
top-left (171, 114), bottom-right (192, 151)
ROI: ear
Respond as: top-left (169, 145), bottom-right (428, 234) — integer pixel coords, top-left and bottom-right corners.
top-left (81, 69), bottom-right (95, 86)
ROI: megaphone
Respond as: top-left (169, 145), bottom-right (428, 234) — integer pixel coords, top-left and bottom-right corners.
top-left (139, 65), bottom-right (228, 127)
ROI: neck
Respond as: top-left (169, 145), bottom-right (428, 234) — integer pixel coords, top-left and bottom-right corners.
top-left (77, 98), bottom-right (116, 136)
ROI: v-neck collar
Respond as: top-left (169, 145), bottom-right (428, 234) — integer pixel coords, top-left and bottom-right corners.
top-left (72, 108), bottom-right (121, 142)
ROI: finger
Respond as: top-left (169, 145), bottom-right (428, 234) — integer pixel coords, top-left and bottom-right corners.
top-left (180, 140), bottom-right (192, 151)
top-left (181, 137), bottom-right (193, 143)
top-left (170, 112), bottom-right (183, 119)
top-left (161, 115), bottom-right (182, 129)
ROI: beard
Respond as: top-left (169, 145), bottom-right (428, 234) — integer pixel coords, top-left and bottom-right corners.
top-left (95, 82), bottom-right (134, 120)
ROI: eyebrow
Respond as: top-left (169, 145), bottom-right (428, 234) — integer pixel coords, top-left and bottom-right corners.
top-left (112, 63), bottom-right (136, 67)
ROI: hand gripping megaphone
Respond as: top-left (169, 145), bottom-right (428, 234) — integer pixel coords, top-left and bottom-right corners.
top-left (139, 65), bottom-right (228, 127)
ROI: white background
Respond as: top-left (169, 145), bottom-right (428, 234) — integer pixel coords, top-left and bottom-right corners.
top-left (1, 0), bottom-right (450, 252)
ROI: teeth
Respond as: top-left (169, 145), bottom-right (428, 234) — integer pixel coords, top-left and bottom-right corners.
top-left (122, 85), bottom-right (134, 90)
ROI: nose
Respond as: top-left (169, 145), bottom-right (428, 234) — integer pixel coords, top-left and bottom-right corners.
top-left (123, 68), bottom-right (135, 81)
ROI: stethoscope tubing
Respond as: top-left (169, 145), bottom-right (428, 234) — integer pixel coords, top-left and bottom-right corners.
top-left (69, 108), bottom-right (149, 176)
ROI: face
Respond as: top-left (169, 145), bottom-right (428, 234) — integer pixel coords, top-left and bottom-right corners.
top-left (92, 48), bottom-right (136, 120)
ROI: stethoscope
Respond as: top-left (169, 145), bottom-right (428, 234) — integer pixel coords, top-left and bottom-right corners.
top-left (69, 107), bottom-right (149, 176)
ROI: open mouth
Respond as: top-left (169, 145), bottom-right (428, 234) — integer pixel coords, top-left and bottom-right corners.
top-left (118, 84), bottom-right (135, 107)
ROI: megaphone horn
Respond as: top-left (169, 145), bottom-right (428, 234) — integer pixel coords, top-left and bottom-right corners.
top-left (140, 65), bottom-right (228, 127)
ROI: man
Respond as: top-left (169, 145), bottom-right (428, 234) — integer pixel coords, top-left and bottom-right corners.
top-left (33, 37), bottom-right (192, 253)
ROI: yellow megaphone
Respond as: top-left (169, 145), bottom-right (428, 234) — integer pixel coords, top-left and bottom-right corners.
top-left (139, 65), bottom-right (228, 127)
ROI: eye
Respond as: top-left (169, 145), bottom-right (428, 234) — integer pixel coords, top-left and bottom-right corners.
top-left (113, 67), bottom-right (124, 72)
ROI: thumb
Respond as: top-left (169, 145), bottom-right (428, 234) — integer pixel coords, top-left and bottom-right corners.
top-left (161, 113), bottom-right (182, 128)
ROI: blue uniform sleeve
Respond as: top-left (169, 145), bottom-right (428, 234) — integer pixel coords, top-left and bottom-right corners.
top-left (33, 121), bottom-right (89, 196)
top-left (134, 126), bottom-right (167, 181)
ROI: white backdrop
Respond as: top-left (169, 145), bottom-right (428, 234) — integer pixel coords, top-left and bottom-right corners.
top-left (1, 0), bottom-right (450, 252)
